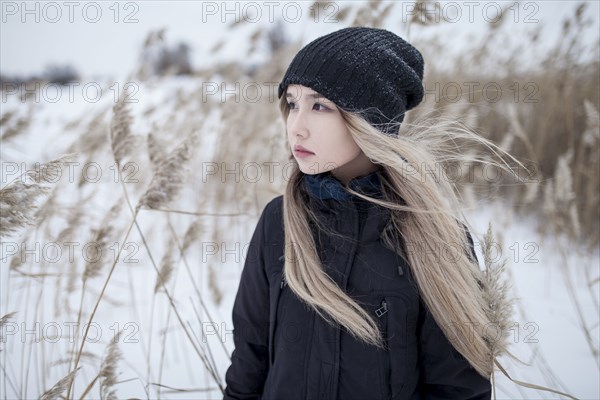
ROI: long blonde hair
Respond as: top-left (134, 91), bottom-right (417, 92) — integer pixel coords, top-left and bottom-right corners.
top-left (277, 95), bottom-right (522, 379)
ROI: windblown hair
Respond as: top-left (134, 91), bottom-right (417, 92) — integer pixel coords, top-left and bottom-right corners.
top-left (277, 95), bottom-right (524, 379)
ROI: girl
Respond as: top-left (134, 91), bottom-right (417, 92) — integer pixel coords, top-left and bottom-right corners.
top-left (224, 26), bottom-right (501, 400)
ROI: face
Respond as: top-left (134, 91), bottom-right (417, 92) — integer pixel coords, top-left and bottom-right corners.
top-left (285, 84), bottom-right (377, 184)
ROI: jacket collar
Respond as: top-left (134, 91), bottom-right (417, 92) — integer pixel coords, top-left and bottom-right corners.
top-left (302, 168), bottom-right (390, 244)
top-left (303, 168), bottom-right (384, 201)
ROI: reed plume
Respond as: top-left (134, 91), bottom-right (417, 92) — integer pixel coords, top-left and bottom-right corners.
top-left (0, 153), bottom-right (77, 238)
top-left (138, 132), bottom-right (196, 210)
top-left (83, 200), bottom-right (124, 282)
top-left (110, 94), bottom-right (139, 167)
top-left (154, 237), bottom-right (176, 293)
top-left (182, 218), bottom-right (205, 253)
top-left (480, 222), bottom-right (515, 361)
top-left (147, 129), bottom-right (168, 173)
top-left (39, 368), bottom-right (80, 400)
top-left (99, 336), bottom-right (122, 400)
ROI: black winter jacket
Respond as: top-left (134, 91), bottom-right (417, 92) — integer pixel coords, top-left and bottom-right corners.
top-left (223, 169), bottom-right (492, 400)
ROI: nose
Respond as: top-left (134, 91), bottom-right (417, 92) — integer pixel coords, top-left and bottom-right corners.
top-left (288, 108), bottom-right (309, 138)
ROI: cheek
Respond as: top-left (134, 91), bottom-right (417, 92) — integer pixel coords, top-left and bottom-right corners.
top-left (338, 142), bottom-right (361, 165)
top-left (286, 124), bottom-right (296, 146)
top-left (323, 129), bottom-right (360, 160)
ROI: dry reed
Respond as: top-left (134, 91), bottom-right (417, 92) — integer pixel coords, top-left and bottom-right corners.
top-left (0, 153), bottom-right (77, 239)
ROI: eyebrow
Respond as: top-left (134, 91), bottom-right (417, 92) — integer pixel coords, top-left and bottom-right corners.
top-left (285, 92), bottom-right (326, 100)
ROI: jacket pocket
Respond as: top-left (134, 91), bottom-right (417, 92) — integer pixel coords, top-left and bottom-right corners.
top-left (270, 273), bottom-right (291, 366)
top-left (374, 290), bottom-right (418, 399)
top-left (379, 292), bottom-right (412, 399)
top-left (268, 255), bottom-right (286, 367)
top-left (375, 296), bottom-right (392, 400)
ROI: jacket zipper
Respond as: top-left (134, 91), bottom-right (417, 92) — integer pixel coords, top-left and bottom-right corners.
top-left (375, 297), bottom-right (391, 399)
top-left (271, 257), bottom-right (289, 367)
top-left (375, 299), bottom-right (388, 317)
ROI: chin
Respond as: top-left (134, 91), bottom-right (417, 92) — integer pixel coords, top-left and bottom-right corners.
top-left (298, 163), bottom-right (326, 175)
top-left (299, 166), bottom-right (319, 175)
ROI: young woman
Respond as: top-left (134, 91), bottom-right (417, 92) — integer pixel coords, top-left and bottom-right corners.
top-left (224, 26), bottom-right (500, 400)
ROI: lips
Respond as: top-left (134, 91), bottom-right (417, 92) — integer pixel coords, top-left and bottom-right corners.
top-left (294, 144), bottom-right (314, 154)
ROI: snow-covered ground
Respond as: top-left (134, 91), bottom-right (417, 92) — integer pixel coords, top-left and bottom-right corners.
top-left (466, 201), bottom-right (600, 399)
top-left (1, 74), bottom-right (598, 400)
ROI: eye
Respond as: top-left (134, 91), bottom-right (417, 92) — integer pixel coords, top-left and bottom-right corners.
top-left (287, 101), bottom-right (329, 111)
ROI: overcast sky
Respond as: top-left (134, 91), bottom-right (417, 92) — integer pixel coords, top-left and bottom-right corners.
top-left (1, 1), bottom-right (599, 81)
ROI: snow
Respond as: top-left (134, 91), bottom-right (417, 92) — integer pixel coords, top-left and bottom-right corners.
top-left (1, 76), bottom-right (598, 399)
top-left (465, 201), bottom-right (600, 399)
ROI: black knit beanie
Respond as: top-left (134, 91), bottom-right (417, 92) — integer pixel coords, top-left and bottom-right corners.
top-left (278, 26), bottom-right (425, 135)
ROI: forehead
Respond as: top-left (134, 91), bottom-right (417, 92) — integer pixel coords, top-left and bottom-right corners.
top-left (285, 85), bottom-right (331, 102)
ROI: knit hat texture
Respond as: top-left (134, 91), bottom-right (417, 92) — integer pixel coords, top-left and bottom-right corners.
top-left (278, 26), bottom-right (425, 135)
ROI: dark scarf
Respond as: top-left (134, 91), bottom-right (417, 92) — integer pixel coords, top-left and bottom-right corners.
top-left (303, 169), bottom-right (384, 201)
